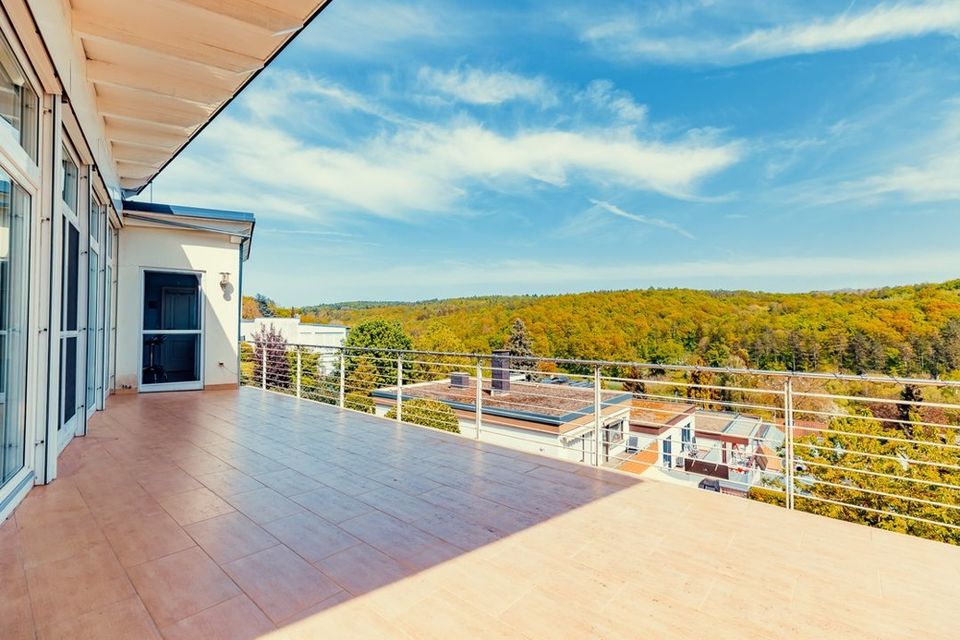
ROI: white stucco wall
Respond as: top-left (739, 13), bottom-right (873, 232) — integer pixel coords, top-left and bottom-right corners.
top-left (116, 224), bottom-right (243, 391)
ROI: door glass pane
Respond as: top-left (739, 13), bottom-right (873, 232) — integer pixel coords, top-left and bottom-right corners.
top-left (86, 250), bottom-right (98, 408)
top-left (62, 220), bottom-right (79, 331)
top-left (142, 334), bottom-right (200, 384)
top-left (89, 200), bottom-right (101, 242)
top-left (61, 151), bottom-right (78, 212)
top-left (142, 271), bottom-right (200, 331)
top-left (0, 34), bottom-right (38, 161)
top-left (105, 264), bottom-right (112, 391)
top-left (0, 170), bottom-right (30, 485)
top-left (61, 337), bottom-right (77, 426)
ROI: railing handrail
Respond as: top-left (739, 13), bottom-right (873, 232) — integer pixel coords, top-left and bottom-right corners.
top-left (243, 340), bottom-right (960, 388)
top-left (240, 338), bottom-right (960, 545)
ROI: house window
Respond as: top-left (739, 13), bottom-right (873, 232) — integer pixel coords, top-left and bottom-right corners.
top-left (0, 33), bottom-right (38, 162)
top-left (61, 148), bottom-right (78, 213)
top-left (604, 419), bottom-right (624, 445)
top-left (662, 436), bottom-right (673, 467)
top-left (681, 421), bottom-right (692, 450)
top-left (0, 169), bottom-right (31, 485)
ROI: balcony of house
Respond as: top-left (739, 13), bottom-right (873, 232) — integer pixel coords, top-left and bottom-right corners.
top-left (4, 383), bottom-right (959, 639)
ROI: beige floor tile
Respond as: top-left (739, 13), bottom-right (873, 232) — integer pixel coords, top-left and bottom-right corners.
top-left (158, 487), bottom-right (235, 526)
top-left (184, 512), bottom-right (279, 564)
top-left (101, 508), bottom-right (196, 567)
top-left (127, 546), bottom-right (240, 627)
top-left (263, 512), bottom-right (361, 563)
top-left (225, 487), bottom-right (305, 524)
top-left (160, 594), bottom-right (275, 640)
top-left (25, 543), bottom-right (135, 629)
top-left (223, 545), bottom-right (343, 624)
top-left (36, 597), bottom-right (161, 640)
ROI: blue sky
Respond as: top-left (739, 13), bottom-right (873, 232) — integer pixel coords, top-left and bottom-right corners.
top-left (144, 0), bottom-right (960, 305)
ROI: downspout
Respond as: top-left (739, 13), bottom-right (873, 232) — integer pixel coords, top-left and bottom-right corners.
top-left (236, 239), bottom-right (244, 388)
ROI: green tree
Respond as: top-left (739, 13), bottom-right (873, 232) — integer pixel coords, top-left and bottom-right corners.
top-left (344, 320), bottom-right (413, 386)
top-left (506, 318), bottom-right (536, 373)
top-left (346, 355), bottom-right (379, 394)
top-left (753, 412), bottom-right (960, 545)
top-left (254, 293), bottom-right (274, 318)
top-left (386, 398), bottom-right (460, 434)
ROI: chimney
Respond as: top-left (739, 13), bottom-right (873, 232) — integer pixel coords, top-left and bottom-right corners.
top-left (491, 350), bottom-right (511, 393)
top-left (450, 372), bottom-right (469, 389)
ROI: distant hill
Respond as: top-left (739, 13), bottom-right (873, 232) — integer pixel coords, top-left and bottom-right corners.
top-left (245, 280), bottom-right (960, 376)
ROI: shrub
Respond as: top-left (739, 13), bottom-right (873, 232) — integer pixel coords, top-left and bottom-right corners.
top-left (344, 392), bottom-right (374, 414)
top-left (251, 324), bottom-right (290, 390)
top-left (385, 398), bottom-right (460, 434)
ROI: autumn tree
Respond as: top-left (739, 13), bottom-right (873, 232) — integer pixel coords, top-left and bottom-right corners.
top-left (752, 412), bottom-right (960, 545)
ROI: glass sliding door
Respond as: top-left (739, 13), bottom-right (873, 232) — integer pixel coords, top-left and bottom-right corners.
top-left (104, 225), bottom-right (116, 398)
top-left (58, 146), bottom-right (82, 451)
top-left (140, 270), bottom-right (203, 392)
top-left (86, 198), bottom-right (102, 417)
top-left (0, 169), bottom-right (31, 487)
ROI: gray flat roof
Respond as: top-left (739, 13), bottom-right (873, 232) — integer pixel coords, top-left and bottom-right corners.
top-left (123, 199), bottom-right (255, 224)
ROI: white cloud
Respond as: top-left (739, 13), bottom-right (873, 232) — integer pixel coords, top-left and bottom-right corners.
top-left (243, 71), bottom-right (413, 127)
top-left (589, 199), bottom-right (695, 239)
top-left (578, 80), bottom-right (648, 123)
top-left (301, 0), bottom-right (463, 57)
top-left (153, 113), bottom-right (742, 222)
top-left (418, 66), bottom-right (556, 106)
top-left (583, 2), bottom-right (960, 65)
top-left (811, 101), bottom-right (960, 204)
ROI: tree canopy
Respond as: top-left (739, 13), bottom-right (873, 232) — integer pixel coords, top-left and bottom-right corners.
top-left (276, 280), bottom-right (960, 379)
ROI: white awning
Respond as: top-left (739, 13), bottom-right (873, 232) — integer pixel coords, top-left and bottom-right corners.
top-left (69, 0), bottom-right (330, 195)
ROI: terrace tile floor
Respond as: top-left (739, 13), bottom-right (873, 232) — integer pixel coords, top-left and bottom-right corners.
top-left (2, 388), bottom-right (959, 639)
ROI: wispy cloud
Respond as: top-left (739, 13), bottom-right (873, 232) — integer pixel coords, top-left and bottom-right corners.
top-left (300, 0), bottom-right (468, 57)
top-left (417, 66), bottom-right (556, 106)
top-left (589, 199), bottom-right (695, 239)
top-left (803, 100), bottom-right (960, 204)
top-left (152, 69), bottom-right (742, 222)
top-left (582, 2), bottom-right (960, 66)
top-left (577, 80), bottom-right (648, 123)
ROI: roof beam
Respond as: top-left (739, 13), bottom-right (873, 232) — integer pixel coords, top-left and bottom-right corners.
top-left (74, 14), bottom-right (265, 73)
top-left (87, 60), bottom-right (239, 105)
top-left (98, 93), bottom-right (212, 128)
top-left (112, 143), bottom-right (174, 167)
top-left (105, 122), bottom-right (190, 151)
top-left (164, 0), bottom-right (303, 35)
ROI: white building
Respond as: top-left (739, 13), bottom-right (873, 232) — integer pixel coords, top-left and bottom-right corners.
top-left (371, 373), bottom-right (633, 464)
top-left (240, 317), bottom-right (347, 349)
top-left (0, 0), bottom-right (327, 520)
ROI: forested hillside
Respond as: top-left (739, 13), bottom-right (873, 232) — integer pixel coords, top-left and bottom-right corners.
top-left (245, 280), bottom-right (960, 377)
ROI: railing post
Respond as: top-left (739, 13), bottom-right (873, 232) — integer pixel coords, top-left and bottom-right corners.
top-left (295, 349), bottom-right (302, 399)
top-left (260, 343), bottom-right (266, 390)
top-left (594, 365), bottom-right (602, 467)
top-left (338, 350), bottom-right (346, 408)
top-left (475, 358), bottom-right (483, 440)
top-left (396, 353), bottom-right (403, 422)
top-left (784, 377), bottom-right (795, 510)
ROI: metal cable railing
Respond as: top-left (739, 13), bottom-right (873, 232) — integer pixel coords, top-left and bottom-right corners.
top-left (239, 340), bottom-right (960, 544)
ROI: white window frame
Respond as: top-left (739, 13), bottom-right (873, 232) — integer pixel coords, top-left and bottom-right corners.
top-left (137, 267), bottom-right (205, 393)
top-left (0, 13), bottom-right (43, 518)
